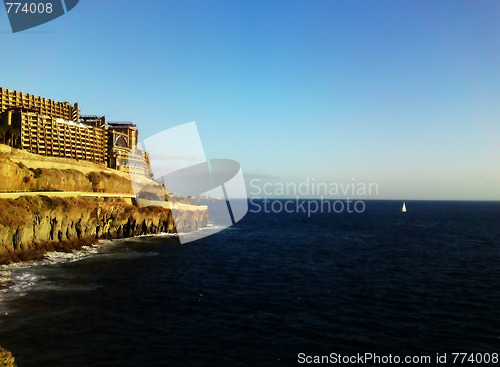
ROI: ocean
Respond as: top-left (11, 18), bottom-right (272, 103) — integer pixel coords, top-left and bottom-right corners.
top-left (0, 200), bottom-right (499, 366)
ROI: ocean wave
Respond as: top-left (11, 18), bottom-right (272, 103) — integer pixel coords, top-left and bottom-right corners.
top-left (0, 270), bottom-right (40, 297)
top-left (175, 223), bottom-right (227, 234)
top-left (43, 245), bottom-right (101, 265)
top-left (129, 232), bottom-right (178, 238)
top-left (203, 223), bottom-right (227, 230)
top-left (0, 230), bottom-right (191, 309)
top-left (0, 268), bottom-right (42, 317)
top-left (0, 244), bottom-right (101, 313)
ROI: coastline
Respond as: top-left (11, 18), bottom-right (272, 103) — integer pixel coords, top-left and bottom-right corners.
top-left (0, 346), bottom-right (16, 367)
top-left (0, 196), bottom-right (209, 265)
top-left (0, 145), bottom-right (210, 266)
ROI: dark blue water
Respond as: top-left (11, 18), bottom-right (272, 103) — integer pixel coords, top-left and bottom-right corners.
top-left (1, 200), bottom-right (499, 366)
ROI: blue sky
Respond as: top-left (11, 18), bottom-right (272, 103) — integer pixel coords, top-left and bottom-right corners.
top-left (1, 0), bottom-right (499, 200)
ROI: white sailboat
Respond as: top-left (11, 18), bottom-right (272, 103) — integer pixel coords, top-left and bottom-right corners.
top-left (402, 202), bottom-right (407, 213)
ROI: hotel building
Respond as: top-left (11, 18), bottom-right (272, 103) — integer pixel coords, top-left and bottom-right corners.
top-left (107, 122), bottom-right (150, 176)
top-left (0, 87), bottom-right (149, 175)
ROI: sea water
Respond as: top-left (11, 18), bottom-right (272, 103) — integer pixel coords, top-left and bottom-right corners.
top-left (0, 200), bottom-right (499, 366)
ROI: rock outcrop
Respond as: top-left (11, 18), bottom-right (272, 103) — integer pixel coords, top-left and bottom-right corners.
top-left (0, 346), bottom-right (16, 367)
top-left (0, 196), bottom-right (209, 265)
top-left (86, 171), bottom-right (133, 194)
top-left (0, 147), bottom-right (210, 265)
top-left (0, 154), bottom-right (136, 193)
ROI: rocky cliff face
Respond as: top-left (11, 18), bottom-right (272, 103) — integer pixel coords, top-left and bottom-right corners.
top-left (0, 196), bottom-right (209, 265)
top-left (0, 149), bottom-right (210, 265)
top-left (0, 155), bottom-right (134, 193)
top-left (86, 171), bottom-right (134, 194)
top-left (0, 346), bottom-right (16, 367)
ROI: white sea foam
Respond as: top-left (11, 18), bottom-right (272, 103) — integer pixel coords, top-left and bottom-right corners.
top-left (43, 246), bottom-right (100, 265)
top-left (203, 223), bottom-right (227, 230)
top-left (176, 223), bottom-right (228, 244)
top-left (0, 244), bottom-right (101, 313)
top-left (0, 266), bottom-right (42, 317)
top-left (0, 271), bottom-right (40, 298)
top-left (131, 232), bottom-right (178, 238)
top-left (174, 223), bottom-right (226, 234)
top-left (0, 229), bottom-right (199, 312)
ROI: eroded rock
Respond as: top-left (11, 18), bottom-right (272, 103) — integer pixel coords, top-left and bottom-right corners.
top-left (0, 196), bottom-right (209, 265)
top-left (0, 346), bottom-right (17, 367)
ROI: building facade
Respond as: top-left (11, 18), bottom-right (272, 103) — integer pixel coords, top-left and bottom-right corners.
top-left (0, 87), bottom-right (151, 174)
top-left (0, 87), bottom-right (79, 121)
top-left (0, 88), bottom-right (107, 164)
top-left (107, 122), bottom-right (151, 176)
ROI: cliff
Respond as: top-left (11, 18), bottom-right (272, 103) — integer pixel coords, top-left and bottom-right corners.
top-left (0, 346), bottom-right (16, 367)
top-left (0, 196), bottom-right (209, 265)
top-left (0, 155), bottom-right (134, 193)
top-left (0, 145), bottom-right (210, 265)
top-left (0, 144), bottom-right (154, 193)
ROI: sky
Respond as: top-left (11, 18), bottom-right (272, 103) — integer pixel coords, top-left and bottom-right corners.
top-left (0, 0), bottom-right (499, 200)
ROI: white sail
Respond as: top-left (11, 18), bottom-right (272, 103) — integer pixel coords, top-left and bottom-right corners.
top-left (402, 202), bottom-right (407, 212)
